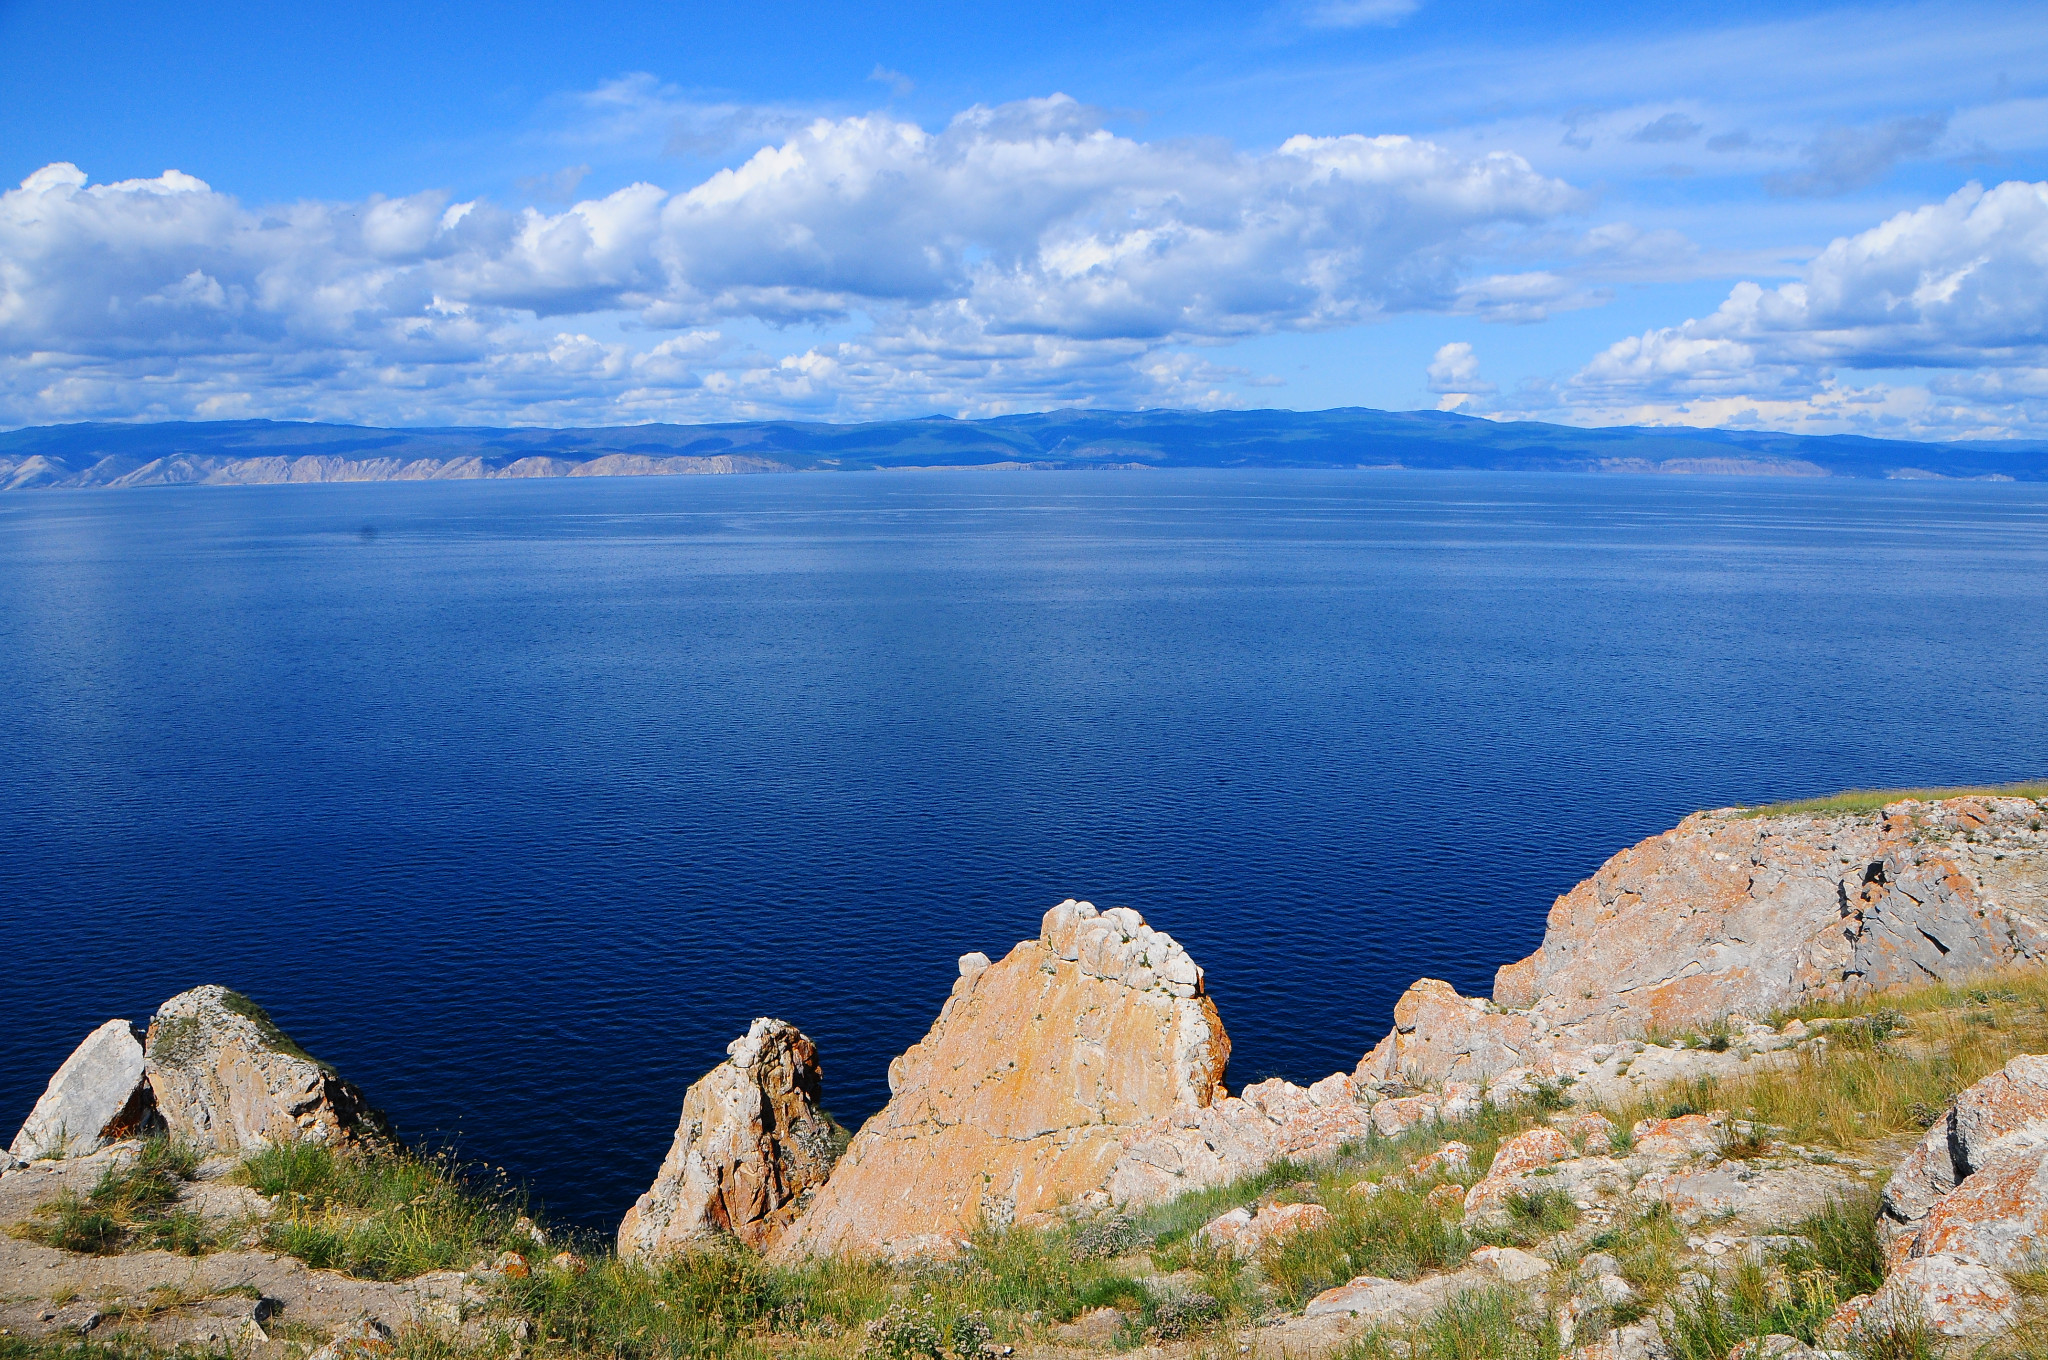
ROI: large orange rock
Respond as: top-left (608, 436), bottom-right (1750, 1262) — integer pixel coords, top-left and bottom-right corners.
top-left (1884, 1054), bottom-right (2048, 1267)
top-left (1363, 798), bottom-right (2048, 1086)
top-left (775, 900), bottom-right (1227, 1259)
top-left (1829, 1254), bottom-right (2020, 1342)
top-left (1901, 1147), bottom-right (2048, 1273)
top-left (1497, 797), bottom-right (2048, 1041)
top-left (618, 1018), bottom-right (844, 1257)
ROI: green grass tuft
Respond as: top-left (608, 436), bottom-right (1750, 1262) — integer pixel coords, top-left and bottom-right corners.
top-left (1792, 1190), bottom-right (1885, 1298)
top-left (239, 1139), bottom-right (529, 1281)
top-left (1735, 781), bottom-right (2048, 818)
top-left (1412, 1285), bottom-right (1559, 1360)
top-left (11, 1138), bottom-right (211, 1256)
top-left (218, 990), bottom-right (332, 1071)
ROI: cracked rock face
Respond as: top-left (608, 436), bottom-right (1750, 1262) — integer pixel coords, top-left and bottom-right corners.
top-left (1883, 1053), bottom-right (2048, 1257)
top-left (1501, 797), bottom-right (2048, 1040)
top-left (618, 1018), bottom-right (843, 1257)
top-left (8, 1019), bottom-right (153, 1160)
top-left (1363, 797), bottom-right (2048, 1086)
top-left (1863, 1052), bottom-right (2048, 1340)
top-left (144, 986), bottom-right (384, 1154)
top-left (774, 900), bottom-right (1227, 1260)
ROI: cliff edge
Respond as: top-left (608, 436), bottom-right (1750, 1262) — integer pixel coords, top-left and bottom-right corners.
top-left (1362, 794), bottom-right (2048, 1087)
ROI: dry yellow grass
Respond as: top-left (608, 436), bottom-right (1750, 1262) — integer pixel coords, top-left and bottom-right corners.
top-left (1609, 969), bottom-right (2048, 1150)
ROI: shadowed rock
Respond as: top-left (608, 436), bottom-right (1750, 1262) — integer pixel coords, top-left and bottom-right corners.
top-left (8, 1019), bottom-right (154, 1160)
top-left (619, 1018), bottom-right (844, 1257)
top-left (144, 986), bottom-right (385, 1154)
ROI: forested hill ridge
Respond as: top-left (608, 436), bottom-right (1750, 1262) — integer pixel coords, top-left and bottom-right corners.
top-left (5, 407), bottom-right (2048, 490)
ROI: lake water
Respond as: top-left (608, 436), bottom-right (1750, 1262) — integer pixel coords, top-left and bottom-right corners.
top-left (4, 469), bottom-right (2047, 1230)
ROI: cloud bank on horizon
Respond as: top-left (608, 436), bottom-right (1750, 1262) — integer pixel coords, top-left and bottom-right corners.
top-left (3, 0), bottom-right (2047, 440)
top-left (0, 103), bottom-right (1588, 427)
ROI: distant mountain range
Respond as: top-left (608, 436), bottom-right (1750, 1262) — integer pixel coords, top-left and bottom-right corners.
top-left (5, 408), bottom-right (2047, 490)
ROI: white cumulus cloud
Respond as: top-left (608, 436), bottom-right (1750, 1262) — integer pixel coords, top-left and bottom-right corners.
top-left (1425, 340), bottom-right (1494, 409)
top-left (1537, 179), bottom-right (2048, 437)
top-left (0, 96), bottom-right (1586, 425)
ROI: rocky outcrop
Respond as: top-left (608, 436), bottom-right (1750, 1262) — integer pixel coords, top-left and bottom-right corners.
top-left (1838, 1052), bottom-right (2048, 1340)
top-left (1883, 1053), bottom-right (2048, 1248)
top-left (143, 986), bottom-right (384, 1154)
top-left (8, 1020), bottom-right (153, 1160)
top-left (1109, 1073), bottom-right (1379, 1205)
top-left (1195, 1201), bottom-right (1331, 1257)
top-left (1829, 1254), bottom-right (2021, 1343)
top-left (774, 901), bottom-right (1227, 1259)
top-left (1880, 1055), bottom-right (2048, 1262)
top-left (1463, 1127), bottom-right (1571, 1217)
top-left (619, 1019), bottom-right (844, 1257)
top-left (1500, 796), bottom-right (2048, 1036)
top-left (1364, 796), bottom-right (2048, 1087)
top-left (1302, 1271), bottom-right (1469, 1323)
top-left (1355, 979), bottom-right (1558, 1087)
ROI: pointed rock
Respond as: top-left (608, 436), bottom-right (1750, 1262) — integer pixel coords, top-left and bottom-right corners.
top-left (1355, 978), bottom-right (1553, 1087)
top-left (619, 1018), bottom-right (844, 1257)
top-left (8, 1019), bottom-right (154, 1160)
top-left (775, 899), bottom-right (1228, 1259)
top-left (144, 986), bottom-right (385, 1153)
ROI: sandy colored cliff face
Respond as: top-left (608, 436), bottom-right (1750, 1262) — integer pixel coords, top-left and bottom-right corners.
top-left (774, 900), bottom-right (1226, 1260)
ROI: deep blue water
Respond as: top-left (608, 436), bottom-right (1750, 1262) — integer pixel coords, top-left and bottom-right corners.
top-left (4, 469), bottom-right (2047, 1231)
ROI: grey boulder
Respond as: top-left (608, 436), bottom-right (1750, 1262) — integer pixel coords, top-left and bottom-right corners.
top-left (144, 985), bottom-right (385, 1154)
top-left (9, 1018), bottom-right (154, 1160)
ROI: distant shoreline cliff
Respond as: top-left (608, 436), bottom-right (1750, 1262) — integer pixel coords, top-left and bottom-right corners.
top-left (7, 407), bottom-right (2047, 490)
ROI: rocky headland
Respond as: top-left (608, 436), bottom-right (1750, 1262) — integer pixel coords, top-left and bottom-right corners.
top-left (7, 788), bottom-right (2048, 1360)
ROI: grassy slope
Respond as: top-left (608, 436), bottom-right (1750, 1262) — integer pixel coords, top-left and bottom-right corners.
top-left (1738, 781), bottom-right (2048, 818)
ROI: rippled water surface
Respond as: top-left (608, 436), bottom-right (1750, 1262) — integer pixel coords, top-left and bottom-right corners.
top-left (5, 469), bottom-right (2047, 1228)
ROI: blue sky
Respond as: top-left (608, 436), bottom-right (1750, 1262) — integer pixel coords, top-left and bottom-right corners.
top-left (2, 0), bottom-right (2045, 436)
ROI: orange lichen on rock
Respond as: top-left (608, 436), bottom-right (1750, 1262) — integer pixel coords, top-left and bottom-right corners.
top-left (774, 900), bottom-right (1226, 1259)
